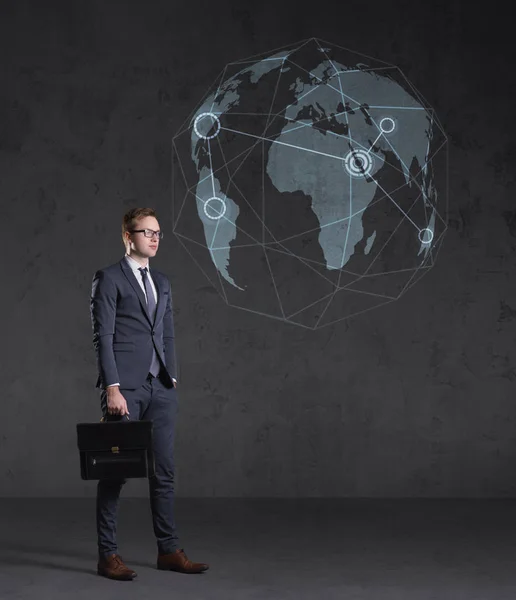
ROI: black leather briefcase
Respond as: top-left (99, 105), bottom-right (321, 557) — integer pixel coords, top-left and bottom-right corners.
top-left (76, 415), bottom-right (155, 480)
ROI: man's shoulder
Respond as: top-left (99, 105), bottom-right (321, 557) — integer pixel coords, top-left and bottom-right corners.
top-left (94, 260), bottom-right (124, 278)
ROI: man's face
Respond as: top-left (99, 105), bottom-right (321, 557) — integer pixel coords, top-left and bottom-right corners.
top-left (126, 216), bottom-right (161, 259)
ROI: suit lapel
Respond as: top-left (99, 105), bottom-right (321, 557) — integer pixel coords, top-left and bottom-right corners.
top-left (149, 268), bottom-right (162, 326)
top-left (120, 259), bottom-right (152, 325)
top-left (120, 259), bottom-right (164, 326)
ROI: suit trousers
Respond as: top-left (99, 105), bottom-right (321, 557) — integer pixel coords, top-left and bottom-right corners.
top-left (96, 371), bottom-right (179, 558)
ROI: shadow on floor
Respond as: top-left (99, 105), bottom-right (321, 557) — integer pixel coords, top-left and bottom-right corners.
top-left (2, 542), bottom-right (156, 570)
top-left (0, 553), bottom-right (95, 576)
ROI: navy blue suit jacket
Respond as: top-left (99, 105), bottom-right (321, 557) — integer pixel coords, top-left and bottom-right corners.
top-left (90, 257), bottom-right (177, 390)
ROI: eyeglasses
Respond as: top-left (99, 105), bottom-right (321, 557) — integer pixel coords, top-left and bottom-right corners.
top-left (130, 229), bottom-right (164, 240)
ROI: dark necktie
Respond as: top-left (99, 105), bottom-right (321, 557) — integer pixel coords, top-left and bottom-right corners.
top-left (139, 267), bottom-right (156, 319)
top-left (139, 267), bottom-right (160, 376)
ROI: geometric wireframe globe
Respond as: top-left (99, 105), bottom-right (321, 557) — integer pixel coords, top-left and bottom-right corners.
top-left (172, 37), bottom-right (448, 329)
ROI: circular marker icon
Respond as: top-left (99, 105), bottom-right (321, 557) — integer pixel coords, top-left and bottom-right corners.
top-left (418, 228), bottom-right (434, 244)
top-left (379, 117), bottom-right (396, 134)
top-left (344, 149), bottom-right (374, 178)
top-left (203, 196), bottom-right (227, 220)
top-left (193, 112), bottom-right (221, 140)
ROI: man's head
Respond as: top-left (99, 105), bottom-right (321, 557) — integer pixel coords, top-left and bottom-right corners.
top-left (122, 207), bottom-right (162, 261)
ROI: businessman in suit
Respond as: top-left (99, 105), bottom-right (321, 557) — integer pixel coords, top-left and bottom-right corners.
top-left (90, 207), bottom-right (209, 581)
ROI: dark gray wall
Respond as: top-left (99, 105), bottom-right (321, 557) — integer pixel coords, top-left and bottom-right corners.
top-left (1, 0), bottom-right (515, 497)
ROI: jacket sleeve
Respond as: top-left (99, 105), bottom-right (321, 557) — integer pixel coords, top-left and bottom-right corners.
top-left (163, 280), bottom-right (177, 379)
top-left (90, 270), bottom-right (119, 388)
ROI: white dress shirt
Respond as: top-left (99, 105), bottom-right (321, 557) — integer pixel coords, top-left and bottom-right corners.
top-left (124, 253), bottom-right (158, 303)
top-left (106, 254), bottom-right (176, 387)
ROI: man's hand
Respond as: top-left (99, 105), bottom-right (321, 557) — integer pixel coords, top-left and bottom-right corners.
top-left (106, 386), bottom-right (130, 416)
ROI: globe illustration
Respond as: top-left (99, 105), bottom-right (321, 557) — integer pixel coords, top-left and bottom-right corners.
top-left (172, 38), bottom-right (448, 329)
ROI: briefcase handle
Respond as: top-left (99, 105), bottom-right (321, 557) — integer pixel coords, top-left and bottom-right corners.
top-left (100, 414), bottom-right (130, 422)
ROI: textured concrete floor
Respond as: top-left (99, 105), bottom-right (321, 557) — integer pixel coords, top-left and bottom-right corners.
top-left (1, 498), bottom-right (516, 599)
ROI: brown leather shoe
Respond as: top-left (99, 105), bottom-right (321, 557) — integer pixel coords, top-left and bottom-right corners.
top-left (97, 553), bottom-right (137, 580)
top-left (157, 548), bottom-right (209, 573)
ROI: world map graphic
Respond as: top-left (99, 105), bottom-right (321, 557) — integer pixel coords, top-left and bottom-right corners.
top-left (172, 38), bottom-right (448, 329)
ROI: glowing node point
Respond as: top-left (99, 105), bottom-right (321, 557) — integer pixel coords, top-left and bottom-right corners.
top-left (193, 112), bottom-right (221, 140)
top-left (379, 117), bottom-right (396, 134)
top-left (203, 196), bottom-right (226, 220)
top-left (418, 228), bottom-right (433, 244)
top-left (344, 149), bottom-right (374, 178)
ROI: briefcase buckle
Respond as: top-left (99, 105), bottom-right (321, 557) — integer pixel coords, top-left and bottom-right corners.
top-left (111, 446), bottom-right (120, 454)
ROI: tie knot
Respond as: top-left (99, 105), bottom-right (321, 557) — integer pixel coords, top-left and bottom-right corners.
top-left (139, 267), bottom-right (148, 276)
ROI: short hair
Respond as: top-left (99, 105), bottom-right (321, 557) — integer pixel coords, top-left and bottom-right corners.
top-left (122, 207), bottom-right (158, 247)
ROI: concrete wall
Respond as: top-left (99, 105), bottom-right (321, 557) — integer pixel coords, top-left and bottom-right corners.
top-left (1, 0), bottom-right (515, 497)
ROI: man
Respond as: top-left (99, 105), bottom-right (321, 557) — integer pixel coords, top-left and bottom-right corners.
top-left (90, 207), bottom-right (209, 581)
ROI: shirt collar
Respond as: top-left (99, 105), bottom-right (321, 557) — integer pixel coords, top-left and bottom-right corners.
top-left (124, 253), bottom-right (149, 274)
